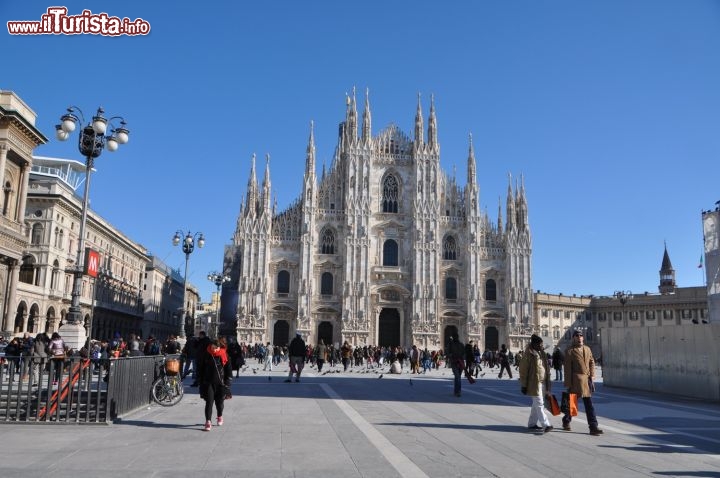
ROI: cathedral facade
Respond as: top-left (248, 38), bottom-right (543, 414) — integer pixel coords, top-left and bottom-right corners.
top-left (224, 91), bottom-right (533, 350)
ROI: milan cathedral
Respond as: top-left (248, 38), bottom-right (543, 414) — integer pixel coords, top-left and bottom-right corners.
top-left (224, 90), bottom-right (533, 350)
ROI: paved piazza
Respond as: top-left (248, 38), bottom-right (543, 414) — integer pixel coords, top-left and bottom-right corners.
top-left (2, 363), bottom-right (718, 478)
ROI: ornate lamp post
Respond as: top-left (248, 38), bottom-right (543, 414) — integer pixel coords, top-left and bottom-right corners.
top-left (207, 271), bottom-right (230, 337)
top-left (614, 290), bottom-right (632, 306)
top-left (55, 106), bottom-right (129, 350)
top-left (172, 230), bottom-right (204, 340)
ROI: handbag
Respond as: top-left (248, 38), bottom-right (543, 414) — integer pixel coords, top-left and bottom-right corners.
top-left (560, 391), bottom-right (578, 416)
top-left (545, 394), bottom-right (561, 416)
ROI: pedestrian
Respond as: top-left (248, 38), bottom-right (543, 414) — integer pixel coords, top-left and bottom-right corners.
top-left (409, 344), bottom-right (420, 374)
top-left (285, 332), bottom-right (306, 382)
top-left (200, 339), bottom-right (232, 431)
top-left (315, 339), bottom-right (328, 373)
top-left (447, 336), bottom-right (465, 397)
top-left (262, 342), bottom-right (273, 371)
top-left (562, 330), bottom-right (603, 436)
top-left (163, 335), bottom-right (182, 355)
top-left (497, 344), bottom-right (513, 379)
top-left (181, 336), bottom-right (198, 382)
top-left (47, 332), bottom-right (66, 385)
top-left (127, 334), bottom-right (143, 356)
top-left (519, 334), bottom-right (553, 433)
top-left (227, 338), bottom-right (243, 377)
top-left (464, 340), bottom-right (476, 378)
top-left (193, 331), bottom-right (212, 388)
top-left (31, 332), bottom-right (49, 385)
top-left (552, 346), bottom-right (564, 381)
top-left (421, 348), bottom-right (431, 373)
top-left (341, 341), bottom-right (352, 371)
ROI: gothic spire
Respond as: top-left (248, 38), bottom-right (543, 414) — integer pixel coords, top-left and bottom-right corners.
top-left (305, 120), bottom-right (316, 176)
top-left (497, 196), bottom-right (503, 232)
top-left (428, 93), bottom-right (438, 150)
top-left (414, 92), bottom-right (424, 147)
top-left (517, 173), bottom-right (528, 230)
top-left (467, 133), bottom-right (476, 185)
top-left (245, 153), bottom-right (258, 218)
top-left (506, 172), bottom-right (515, 231)
top-left (345, 87), bottom-right (358, 144)
top-left (659, 242), bottom-right (677, 294)
top-left (362, 88), bottom-right (372, 144)
top-left (262, 153), bottom-right (271, 212)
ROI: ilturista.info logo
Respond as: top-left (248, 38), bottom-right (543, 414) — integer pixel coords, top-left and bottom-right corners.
top-left (7, 7), bottom-right (151, 36)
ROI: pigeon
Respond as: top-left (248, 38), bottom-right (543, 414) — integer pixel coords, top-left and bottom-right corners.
top-left (378, 374), bottom-right (384, 379)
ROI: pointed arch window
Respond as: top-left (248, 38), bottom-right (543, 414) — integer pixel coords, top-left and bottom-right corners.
top-left (445, 277), bottom-right (457, 301)
top-left (382, 174), bottom-right (399, 213)
top-left (321, 272), bottom-right (333, 295)
top-left (485, 279), bottom-right (497, 302)
top-left (277, 270), bottom-right (290, 295)
top-left (383, 239), bottom-right (399, 266)
top-left (320, 228), bottom-right (335, 254)
top-left (443, 235), bottom-right (457, 260)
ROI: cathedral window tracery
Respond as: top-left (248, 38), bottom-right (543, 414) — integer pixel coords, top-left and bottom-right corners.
top-left (320, 228), bottom-right (335, 254)
top-left (443, 235), bottom-right (457, 260)
top-left (382, 174), bottom-right (399, 213)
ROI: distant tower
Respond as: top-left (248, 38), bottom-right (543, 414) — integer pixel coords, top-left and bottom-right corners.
top-left (659, 243), bottom-right (676, 295)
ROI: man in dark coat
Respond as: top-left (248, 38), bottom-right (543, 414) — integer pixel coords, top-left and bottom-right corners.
top-left (447, 336), bottom-right (465, 397)
top-left (285, 332), bottom-right (306, 383)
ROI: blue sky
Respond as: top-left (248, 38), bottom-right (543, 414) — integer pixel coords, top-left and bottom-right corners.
top-left (3, 1), bottom-right (719, 302)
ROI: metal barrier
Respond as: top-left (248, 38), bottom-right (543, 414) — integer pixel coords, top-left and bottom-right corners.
top-left (0, 354), bottom-right (170, 424)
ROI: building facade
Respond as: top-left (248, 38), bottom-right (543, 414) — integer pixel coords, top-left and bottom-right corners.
top-left (0, 91), bottom-right (47, 333)
top-left (534, 245), bottom-right (709, 356)
top-left (224, 91), bottom-right (533, 349)
top-left (21, 156), bottom-right (148, 340)
top-left (703, 205), bottom-right (720, 323)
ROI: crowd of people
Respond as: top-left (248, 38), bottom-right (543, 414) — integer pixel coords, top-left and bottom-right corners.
top-left (0, 330), bottom-right (601, 435)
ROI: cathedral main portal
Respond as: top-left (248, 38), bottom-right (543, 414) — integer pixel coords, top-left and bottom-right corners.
top-left (318, 321), bottom-right (333, 346)
top-left (378, 308), bottom-right (400, 347)
top-left (484, 326), bottom-right (499, 351)
top-left (273, 320), bottom-right (289, 346)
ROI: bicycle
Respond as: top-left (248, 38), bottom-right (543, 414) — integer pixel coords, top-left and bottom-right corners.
top-left (151, 356), bottom-right (184, 406)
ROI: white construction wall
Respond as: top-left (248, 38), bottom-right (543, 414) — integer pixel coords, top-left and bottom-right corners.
top-left (602, 324), bottom-right (720, 402)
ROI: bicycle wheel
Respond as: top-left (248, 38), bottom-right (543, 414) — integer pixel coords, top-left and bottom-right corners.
top-left (152, 376), bottom-right (184, 406)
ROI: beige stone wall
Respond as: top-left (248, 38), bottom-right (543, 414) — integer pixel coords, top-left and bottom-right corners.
top-left (602, 323), bottom-right (720, 401)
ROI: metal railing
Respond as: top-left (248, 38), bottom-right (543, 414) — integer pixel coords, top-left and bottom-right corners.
top-left (0, 354), bottom-right (170, 424)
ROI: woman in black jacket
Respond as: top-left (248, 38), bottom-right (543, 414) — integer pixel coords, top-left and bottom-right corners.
top-left (199, 339), bottom-right (232, 431)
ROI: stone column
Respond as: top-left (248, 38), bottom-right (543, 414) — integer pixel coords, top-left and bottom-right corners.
top-left (0, 144), bottom-right (8, 191)
top-left (17, 164), bottom-right (30, 228)
top-left (6, 261), bottom-right (18, 332)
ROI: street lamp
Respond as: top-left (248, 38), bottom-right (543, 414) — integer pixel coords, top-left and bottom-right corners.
top-left (207, 271), bottom-right (230, 337)
top-left (55, 106), bottom-right (129, 350)
top-left (172, 230), bottom-right (204, 340)
top-left (614, 290), bottom-right (632, 306)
